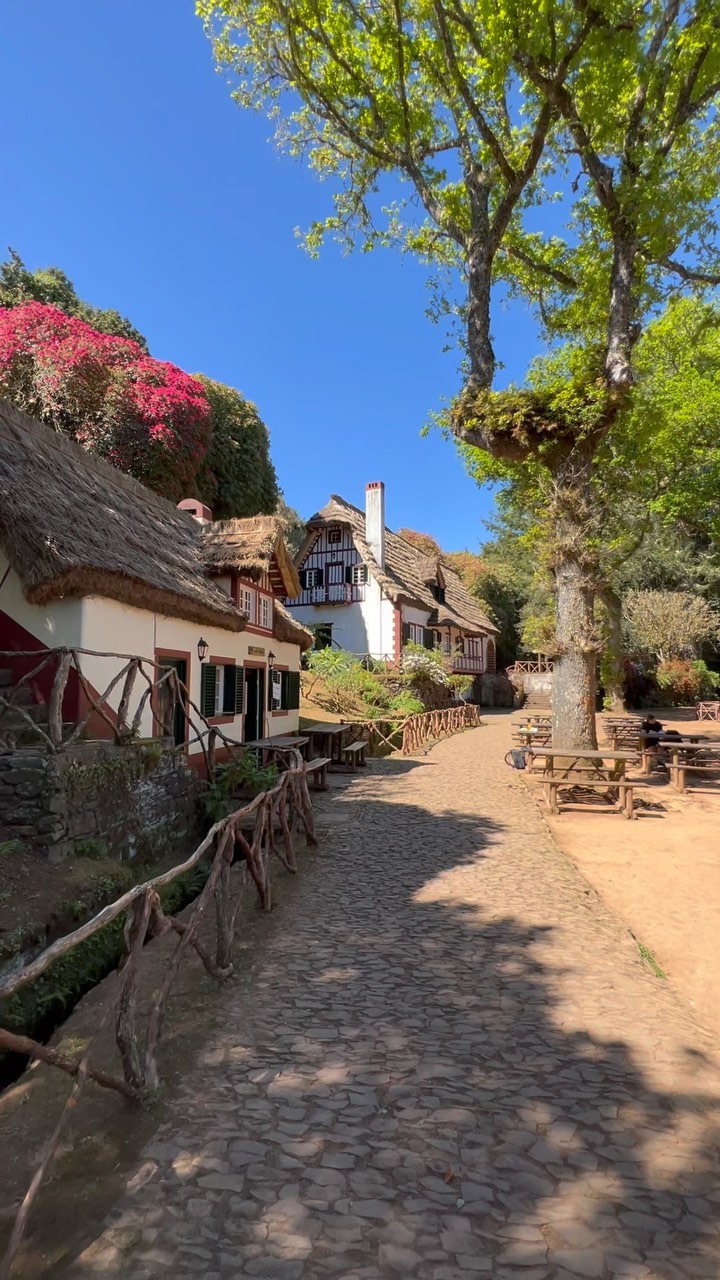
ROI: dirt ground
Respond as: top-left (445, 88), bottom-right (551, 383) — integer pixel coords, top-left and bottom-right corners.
top-left (519, 708), bottom-right (720, 1041)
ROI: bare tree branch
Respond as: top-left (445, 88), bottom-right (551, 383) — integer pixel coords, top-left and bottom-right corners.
top-left (656, 256), bottom-right (720, 285)
top-left (503, 243), bottom-right (579, 290)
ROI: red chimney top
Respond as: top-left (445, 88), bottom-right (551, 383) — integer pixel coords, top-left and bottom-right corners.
top-left (178, 498), bottom-right (213, 525)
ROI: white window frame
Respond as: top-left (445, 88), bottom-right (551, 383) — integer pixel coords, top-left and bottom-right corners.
top-left (271, 668), bottom-right (283, 711)
top-left (260, 595), bottom-right (272, 630)
top-left (305, 568), bottom-right (322, 588)
top-left (327, 527), bottom-right (342, 545)
top-left (240, 585), bottom-right (256, 624)
top-left (409, 623), bottom-right (424, 645)
top-left (351, 564), bottom-right (367, 586)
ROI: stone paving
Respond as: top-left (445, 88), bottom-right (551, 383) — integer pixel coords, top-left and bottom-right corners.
top-left (67, 715), bottom-right (720, 1280)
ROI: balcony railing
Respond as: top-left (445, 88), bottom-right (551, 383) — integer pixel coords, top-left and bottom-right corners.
top-left (451, 653), bottom-right (484, 673)
top-left (288, 583), bottom-right (366, 607)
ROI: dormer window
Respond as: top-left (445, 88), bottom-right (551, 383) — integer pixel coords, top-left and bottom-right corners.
top-left (432, 583), bottom-right (446, 604)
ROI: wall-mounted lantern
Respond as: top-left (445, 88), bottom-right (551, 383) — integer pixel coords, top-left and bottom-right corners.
top-left (197, 637), bottom-right (209, 663)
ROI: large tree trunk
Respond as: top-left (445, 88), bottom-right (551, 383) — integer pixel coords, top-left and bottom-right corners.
top-left (550, 445), bottom-right (598, 749)
top-left (598, 586), bottom-right (626, 712)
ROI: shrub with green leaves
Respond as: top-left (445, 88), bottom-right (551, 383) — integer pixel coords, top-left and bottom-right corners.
top-left (201, 753), bottom-right (279, 822)
top-left (656, 659), bottom-right (720, 706)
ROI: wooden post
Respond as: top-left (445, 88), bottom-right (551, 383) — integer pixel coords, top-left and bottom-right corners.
top-left (47, 649), bottom-right (72, 748)
top-left (115, 890), bottom-right (153, 1090)
top-left (116, 659), bottom-right (140, 741)
top-left (208, 728), bottom-right (218, 782)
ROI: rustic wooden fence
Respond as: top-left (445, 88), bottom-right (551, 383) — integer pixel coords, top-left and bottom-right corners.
top-left (0, 750), bottom-right (316, 1280)
top-left (342, 702), bottom-right (483, 757)
top-left (0, 647), bottom-right (259, 782)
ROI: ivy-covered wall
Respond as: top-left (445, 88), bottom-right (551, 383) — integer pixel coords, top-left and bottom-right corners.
top-left (0, 740), bottom-right (199, 863)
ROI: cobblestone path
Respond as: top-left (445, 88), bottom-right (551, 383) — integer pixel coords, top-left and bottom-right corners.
top-left (68, 717), bottom-right (720, 1280)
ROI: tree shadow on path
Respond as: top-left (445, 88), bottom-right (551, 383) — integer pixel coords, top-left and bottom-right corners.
top-left (40, 753), bottom-right (720, 1279)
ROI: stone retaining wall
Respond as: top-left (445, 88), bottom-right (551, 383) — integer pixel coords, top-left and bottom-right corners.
top-left (0, 740), bottom-right (199, 863)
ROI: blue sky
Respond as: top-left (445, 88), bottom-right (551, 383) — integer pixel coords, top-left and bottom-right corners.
top-left (2, 1), bottom-right (544, 550)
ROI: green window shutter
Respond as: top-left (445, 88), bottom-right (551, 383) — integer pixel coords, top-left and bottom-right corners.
top-left (200, 664), bottom-right (217, 719)
top-left (345, 564), bottom-right (353, 584)
top-left (422, 629), bottom-right (434, 650)
top-left (280, 670), bottom-right (289, 710)
top-left (286, 671), bottom-right (301, 711)
top-left (234, 666), bottom-right (244, 714)
top-left (401, 622), bottom-right (411, 646)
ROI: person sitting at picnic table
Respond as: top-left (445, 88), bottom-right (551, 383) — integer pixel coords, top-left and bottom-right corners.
top-left (641, 713), bottom-right (666, 771)
top-left (641, 713), bottom-right (664, 736)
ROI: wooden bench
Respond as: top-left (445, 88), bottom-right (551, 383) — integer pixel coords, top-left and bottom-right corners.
top-left (305, 757), bottom-right (331, 791)
top-left (544, 777), bottom-right (641, 819)
top-left (669, 752), bottom-right (720, 793)
top-left (343, 740), bottom-right (367, 769)
top-left (696, 701), bottom-right (720, 721)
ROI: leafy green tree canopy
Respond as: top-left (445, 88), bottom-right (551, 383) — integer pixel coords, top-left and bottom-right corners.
top-left (0, 249), bottom-right (148, 351)
top-left (195, 374), bottom-right (280, 519)
top-left (199, 0), bottom-right (720, 748)
top-left (623, 590), bottom-right (720, 663)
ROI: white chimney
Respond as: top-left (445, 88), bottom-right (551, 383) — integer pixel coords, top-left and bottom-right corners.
top-left (365, 481), bottom-right (386, 570)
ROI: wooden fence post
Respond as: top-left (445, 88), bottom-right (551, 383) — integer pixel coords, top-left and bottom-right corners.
top-left (47, 650), bottom-right (72, 748)
top-left (116, 659), bottom-right (140, 741)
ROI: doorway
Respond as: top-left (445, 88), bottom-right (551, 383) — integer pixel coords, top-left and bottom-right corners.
top-left (244, 666), bottom-right (266, 742)
top-left (157, 657), bottom-right (187, 747)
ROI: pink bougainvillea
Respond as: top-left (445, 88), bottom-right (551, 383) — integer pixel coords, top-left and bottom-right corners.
top-left (0, 303), bottom-right (212, 500)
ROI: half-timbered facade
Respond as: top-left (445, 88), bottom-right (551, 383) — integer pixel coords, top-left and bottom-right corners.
top-left (286, 483), bottom-right (498, 679)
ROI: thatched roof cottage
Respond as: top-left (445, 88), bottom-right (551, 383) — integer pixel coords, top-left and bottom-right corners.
top-left (0, 400), bottom-right (311, 759)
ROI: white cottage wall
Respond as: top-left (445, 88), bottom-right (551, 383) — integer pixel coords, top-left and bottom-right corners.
top-left (0, 552), bottom-right (84, 650)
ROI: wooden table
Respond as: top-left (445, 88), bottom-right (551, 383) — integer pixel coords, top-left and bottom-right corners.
top-left (638, 731), bottom-right (708, 774)
top-left (528, 747), bottom-right (640, 818)
top-left (666, 742), bottom-right (720, 792)
top-left (303, 722), bottom-right (350, 765)
top-left (603, 717), bottom-right (643, 748)
top-left (245, 734), bottom-right (309, 764)
top-left (513, 725), bottom-right (552, 748)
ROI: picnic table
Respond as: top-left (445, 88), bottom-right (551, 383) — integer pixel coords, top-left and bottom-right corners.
top-left (664, 740), bottom-right (720, 792)
top-left (603, 717), bottom-right (644, 750)
top-left (304, 722), bottom-right (351, 764)
top-left (245, 734), bottom-right (309, 765)
top-left (512, 723), bottom-right (552, 748)
top-left (638, 730), bottom-right (707, 775)
top-left (528, 746), bottom-right (641, 819)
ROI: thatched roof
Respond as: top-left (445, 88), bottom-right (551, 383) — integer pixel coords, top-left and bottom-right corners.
top-left (273, 600), bottom-right (314, 651)
top-left (296, 495), bottom-right (498, 636)
top-left (202, 515), bottom-right (301, 598)
top-left (0, 400), bottom-right (242, 631)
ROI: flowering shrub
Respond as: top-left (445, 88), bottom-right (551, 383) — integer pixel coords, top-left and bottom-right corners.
top-left (0, 303), bottom-right (212, 500)
top-left (401, 644), bottom-right (451, 687)
top-left (656, 659), bottom-right (719, 705)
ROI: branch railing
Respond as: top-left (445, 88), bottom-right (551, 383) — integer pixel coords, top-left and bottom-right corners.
top-left (0, 647), bottom-right (256, 782)
top-left (341, 703), bottom-right (483, 757)
top-left (0, 750), bottom-right (317, 1280)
